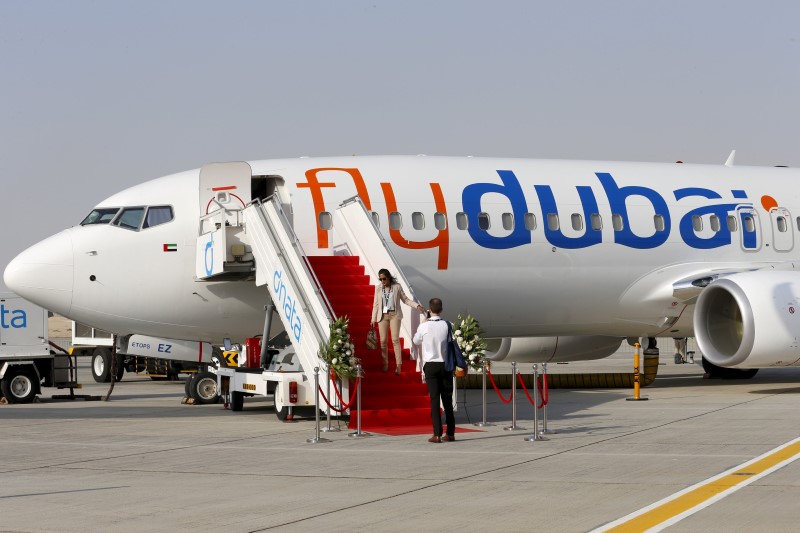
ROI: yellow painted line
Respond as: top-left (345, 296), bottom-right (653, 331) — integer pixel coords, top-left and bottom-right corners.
top-left (593, 436), bottom-right (800, 533)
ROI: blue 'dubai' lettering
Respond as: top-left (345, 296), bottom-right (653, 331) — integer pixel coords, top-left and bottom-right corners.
top-left (458, 169), bottom-right (751, 252)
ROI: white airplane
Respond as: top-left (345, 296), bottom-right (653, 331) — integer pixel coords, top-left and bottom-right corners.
top-left (5, 154), bottom-right (800, 382)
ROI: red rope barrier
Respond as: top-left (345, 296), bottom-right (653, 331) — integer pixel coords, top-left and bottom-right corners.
top-left (537, 375), bottom-right (549, 408)
top-left (516, 371), bottom-right (537, 406)
top-left (318, 385), bottom-right (351, 413)
top-left (325, 375), bottom-right (360, 411)
top-left (486, 370), bottom-right (513, 404)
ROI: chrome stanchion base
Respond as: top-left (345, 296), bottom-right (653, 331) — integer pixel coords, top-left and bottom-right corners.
top-left (474, 421), bottom-right (495, 427)
top-left (306, 436), bottom-right (331, 444)
top-left (322, 424), bottom-right (341, 432)
top-left (348, 431), bottom-right (372, 438)
top-left (524, 433), bottom-right (549, 441)
top-left (503, 424), bottom-right (526, 431)
top-left (539, 428), bottom-right (557, 435)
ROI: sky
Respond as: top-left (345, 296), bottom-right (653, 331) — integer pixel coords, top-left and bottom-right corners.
top-left (2, 1), bottom-right (800, 287)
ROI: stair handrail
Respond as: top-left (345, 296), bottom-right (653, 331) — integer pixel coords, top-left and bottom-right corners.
top-left (244, 196), bottom-right (336, 378)
top-left (333, 195), bottom-right (422, 363)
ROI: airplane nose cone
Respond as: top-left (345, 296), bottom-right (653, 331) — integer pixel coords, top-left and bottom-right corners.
top-left (3, 230), bottom-right (74, 315)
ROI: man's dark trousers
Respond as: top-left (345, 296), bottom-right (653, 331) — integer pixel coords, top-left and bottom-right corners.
top-left (423, 361), bottom-right (455, 437)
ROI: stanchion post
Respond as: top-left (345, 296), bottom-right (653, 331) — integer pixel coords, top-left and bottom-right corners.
top-left (349, 364), bottom-right (371, 438)
top-left (504, 362), bottom-right (525, 431)
top-left (525, 364), bottom-right (548, 442)
top-left (540, 362), bottom-right (555, 435)
top-left (321, 367), bottom-right (340, 433)
top-left (474, 358), bottom-right (494, 427)
top-left (626, 342), bottom-right (649, 402)
top-left (307, 367), bottom-right (331, 444)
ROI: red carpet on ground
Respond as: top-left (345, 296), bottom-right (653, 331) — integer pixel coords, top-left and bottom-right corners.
top-left (308, 256), bottom-right (481, 436)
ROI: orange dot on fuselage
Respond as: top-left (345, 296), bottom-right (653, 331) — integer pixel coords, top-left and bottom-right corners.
top-left (761, 195), bottom-right (778, 212)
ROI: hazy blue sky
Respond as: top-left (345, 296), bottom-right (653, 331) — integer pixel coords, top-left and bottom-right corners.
top-left (2, 1), bottom-right (799, 286)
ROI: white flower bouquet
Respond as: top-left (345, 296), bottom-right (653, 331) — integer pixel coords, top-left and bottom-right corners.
top-left (453, 314), bottom-right (487, 372)
top-left (318, 315), bottom-right (361, 379)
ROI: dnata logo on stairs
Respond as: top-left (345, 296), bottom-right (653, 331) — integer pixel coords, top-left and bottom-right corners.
top-left (273, 270), bottom-right (302, 342)
top-left (1, 305), bottom-right (27, 329)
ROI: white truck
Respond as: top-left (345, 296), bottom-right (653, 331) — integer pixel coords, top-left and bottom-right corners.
top-left (0, 293), bottom-right (80, 403)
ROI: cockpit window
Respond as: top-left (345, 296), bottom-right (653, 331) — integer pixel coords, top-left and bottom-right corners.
top-left (112, 207), bottom-right (146, 230)
top-left (80, 208), bottom-right (120, 225)
top-left (143, 206), bottom-right (174, 229)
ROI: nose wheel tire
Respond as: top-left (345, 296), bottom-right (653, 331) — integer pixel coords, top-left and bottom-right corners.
top-left (91, 347), bottom-right (111, 383)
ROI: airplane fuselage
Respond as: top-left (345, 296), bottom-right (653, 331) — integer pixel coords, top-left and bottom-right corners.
top-left (6, 156), bottom-right (800, 346)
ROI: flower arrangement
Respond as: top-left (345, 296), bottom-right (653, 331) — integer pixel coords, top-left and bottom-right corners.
top-left (453, 314), bottom-right (488, 372)
top-left (318, 315), bottom-right (361, 379)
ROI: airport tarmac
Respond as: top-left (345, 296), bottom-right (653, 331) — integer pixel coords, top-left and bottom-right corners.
top-left (3, 355), bottom-right (800, 532)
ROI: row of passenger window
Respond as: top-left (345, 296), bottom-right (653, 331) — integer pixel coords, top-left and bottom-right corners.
top-left (319, 210), bottom-right (791, 234)
top-left (80, 206), bottom-right (174, 231)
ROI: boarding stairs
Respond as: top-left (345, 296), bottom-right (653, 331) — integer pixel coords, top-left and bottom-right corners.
top-left (196, 175), bottom-right (434, 430)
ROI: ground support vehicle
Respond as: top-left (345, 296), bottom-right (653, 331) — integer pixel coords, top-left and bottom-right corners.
top-left (0, 293), bottom-right (86, 404)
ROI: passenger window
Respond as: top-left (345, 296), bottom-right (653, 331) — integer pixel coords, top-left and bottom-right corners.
top-left (143, 206), bottom-right (174, 229)
top-left (777, 216), bottom-right (787, 232)
top-left (612, 214), bottom-right (624, 231)
top-left (797, 216), bottom-right (800, 231)
top-left (113, 207), bottom-right (146, 230)
top-left (571, 213), bottom-right (583, 231)
top-left (692, 215), bottom-right (703, 232)
top-left (456, 212), bottom-right (468, 230)
top-left (319, 211), bottom-right (333, 230)
top-left (502, 213), bottom-right (514, 230)
top-left (710, 215), bottom-right (720, 232)
top-left (654, 214), bottom-right (665, 232)
top-left (547, 213), bottom-right (559, 231)
top-left (412, 212), bottom-right (425, 230)
top-left (727, 215), bottom-right (738, 232)
top-left (389, 212), bottom-right (402, 230)
top-left (370, 211), bottom-right (380, 228)
top-left (81, 208), bottom-right (120, 225)
top-left (524, 213), bottom-right (536, 230)
top-left (434, 212), bottom-right (447, 230)
top-left (743, 215), bottom-right (755, 233)
top-left (591, 214), bottom-right (602, 231)
top-left (478, 213), bottom-right (490, 230)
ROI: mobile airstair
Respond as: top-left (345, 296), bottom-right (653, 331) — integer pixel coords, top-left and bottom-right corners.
top-left (197, 162), bottom-right (432, 428)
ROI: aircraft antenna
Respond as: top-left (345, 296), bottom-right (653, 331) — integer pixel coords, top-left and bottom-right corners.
top-left (724, 150), bottom-right (736, 167)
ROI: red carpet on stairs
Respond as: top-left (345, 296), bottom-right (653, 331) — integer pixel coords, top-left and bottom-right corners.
top-left (307, 255), bottom-right (434, 434)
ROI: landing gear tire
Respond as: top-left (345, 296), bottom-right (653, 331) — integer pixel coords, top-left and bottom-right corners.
top-left (231, 391), bottom-right (244, 412)
top-left (1, 366), bottom-right (39, 404)
top-left (188, 371), bottom-right (219, 404)
top-left (701, 358), bottom-right (759, 379)
top-left (91, 347), bottom-right (112, 383)
top-left (114, 355), bottom-right (124, 382)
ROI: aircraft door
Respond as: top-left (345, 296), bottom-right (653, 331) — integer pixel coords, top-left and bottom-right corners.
top-left (769, 207), bottom-right (793, 252)
top-left (737, 207), bottom-right (761, 252)
top-left (199, 162), bottom-right (252, 229)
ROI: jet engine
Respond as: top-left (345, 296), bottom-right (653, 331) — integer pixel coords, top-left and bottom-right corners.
top-left (485, 336), bottom-right (623, 363)
top-left (694, 271), bottom-right (800, 368)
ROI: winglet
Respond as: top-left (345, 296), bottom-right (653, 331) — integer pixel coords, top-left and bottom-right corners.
top-left (724, 150), bottom-right (736, 167)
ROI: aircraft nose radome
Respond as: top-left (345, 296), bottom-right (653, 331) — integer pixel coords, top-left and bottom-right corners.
top-left (3, 230), bottom-right (74, 315)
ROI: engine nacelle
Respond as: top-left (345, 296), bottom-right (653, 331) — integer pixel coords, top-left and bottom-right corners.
top-left (486, 336), bottom-right (623, 363)
top-left (694, 271), bottom-right (800, 368)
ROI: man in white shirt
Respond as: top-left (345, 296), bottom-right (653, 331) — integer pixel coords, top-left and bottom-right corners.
top-left (412, 297), bottom-right (455, 443)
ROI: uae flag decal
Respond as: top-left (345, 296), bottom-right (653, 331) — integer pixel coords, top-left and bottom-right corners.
top-left (163, 243), bottom-right (178, 252)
